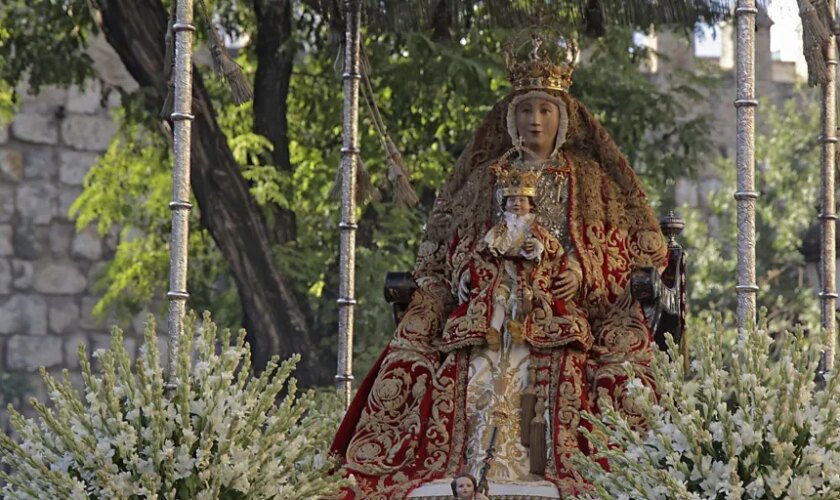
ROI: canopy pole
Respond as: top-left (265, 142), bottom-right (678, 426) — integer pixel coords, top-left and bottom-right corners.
top-left (819, 0), bottom-right (837, 375)
top-left (336, 0), bottom-right (362, 409)
top-left (166, 0), bottom-right (196, 388)
top-left (734, 0), bottom-right (759, 335)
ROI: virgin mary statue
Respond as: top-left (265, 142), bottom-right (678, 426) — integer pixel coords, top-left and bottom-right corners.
top-left (331, 31), bottom-right (667, 499)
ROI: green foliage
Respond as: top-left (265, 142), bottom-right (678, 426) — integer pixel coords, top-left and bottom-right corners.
top-left (573, 29), bottom-right (719, 198)
top-left (0, 370), bottom-right (29, 410)
top-left (573, 319), bottom-right (840, 499)
top-left (0, 80), bottom-right (15, 124)
top-left (0, 0), bottom-right (95, 92)
top-left (0, 312), bottom-right (348, 499)
top-left (70, 91), bottom-right (240, 325)
top-left (681, 92), bottom-right (820, 334)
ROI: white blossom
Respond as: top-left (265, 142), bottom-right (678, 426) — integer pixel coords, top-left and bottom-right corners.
top-left (0, 313), bottom-right (348, 498)
top-left (571, 319), bottom-right (840, 500)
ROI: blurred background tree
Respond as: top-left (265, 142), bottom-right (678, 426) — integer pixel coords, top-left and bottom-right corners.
top-left (682, 92), bottom-right (821, 340)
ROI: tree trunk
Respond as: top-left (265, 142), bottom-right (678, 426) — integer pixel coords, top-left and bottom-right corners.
top-left (92, 0), bottom-right (333, 387)
top-left (252, 0), bottom-right (298, 246)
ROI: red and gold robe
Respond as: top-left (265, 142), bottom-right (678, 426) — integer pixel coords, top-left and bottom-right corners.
top-left (330, 147), bottom-right (667, 498)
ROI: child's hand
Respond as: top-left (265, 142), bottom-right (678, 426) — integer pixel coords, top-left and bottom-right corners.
top-left (521, 236), bottom-right (542, 261)
top-left (523, 239), bottom-right (536, 253)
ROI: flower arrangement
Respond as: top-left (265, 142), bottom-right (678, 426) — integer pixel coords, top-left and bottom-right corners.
top-left (573, 319), bottom-right (840, 499)
top-left (0, 312), bottom-right (348, 499)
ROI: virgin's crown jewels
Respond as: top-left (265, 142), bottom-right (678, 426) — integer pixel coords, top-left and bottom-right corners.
top-left (504, 29), bottom-right (577, 92)
top-left (492, 162), bottom-right (542, 198)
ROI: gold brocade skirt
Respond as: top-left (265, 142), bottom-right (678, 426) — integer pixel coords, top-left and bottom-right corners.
top-left (464, 341), bottom-right (544, 483)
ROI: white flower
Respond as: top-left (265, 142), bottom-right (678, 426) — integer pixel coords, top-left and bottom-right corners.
top-left (709, 421), bottom-right (724, 443)
top-left (173, 445), bottom-right (195, 479)
top-left (49, 452), bottom-right (74, 473)
top-left (745, 476), bottom-right (765, 499)
top-left (0, 315), bottom-right (352, 499)
top-left (787, 475), bottom-right (815, 499)
top-left (766, 468), bottom-right (793, 497)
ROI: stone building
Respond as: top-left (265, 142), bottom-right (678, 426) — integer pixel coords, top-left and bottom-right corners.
top-left (648, 10), bottom-right (805, 208)
top-left (0, 38), bottom-right (155, 420)
top-left (0, 13), bottom-right (805, 420)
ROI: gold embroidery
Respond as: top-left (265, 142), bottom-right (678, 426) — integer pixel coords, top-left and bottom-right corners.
top-left (338, 88), bottom-right (667, 497)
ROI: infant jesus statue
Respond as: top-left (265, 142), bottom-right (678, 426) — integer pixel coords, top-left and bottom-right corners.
top-left (478, 163), bottom-right (589, 352)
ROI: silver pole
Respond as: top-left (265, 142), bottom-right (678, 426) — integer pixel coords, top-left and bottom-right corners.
top-left (734, 1), bottom-right (759, 334)
top-left (820, 0), bottom-right (837, 373)
top-left (167, 0), bottom-right (195, 386)
top-left (336, 0), bottom-right (362, 409)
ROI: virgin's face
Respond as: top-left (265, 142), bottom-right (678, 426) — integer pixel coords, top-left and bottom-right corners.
top-left (455, 477), bottom-right (475, 498)
top-left (515, 97), bottom-right (560, 154)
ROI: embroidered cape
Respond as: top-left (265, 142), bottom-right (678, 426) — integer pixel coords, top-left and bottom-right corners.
top-left (330, 89), bottom-right (667, 498)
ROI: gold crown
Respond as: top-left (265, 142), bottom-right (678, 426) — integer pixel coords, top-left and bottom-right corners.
top-left (504, 30), bottom-right (577, 92)
top-left (491, 162), bottom-right (542, 198)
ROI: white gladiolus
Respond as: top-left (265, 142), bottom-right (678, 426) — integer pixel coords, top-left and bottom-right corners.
top-left (0, 312), bottom-right (349, 499)
top-left (573, 318), bottom-right (840, 499)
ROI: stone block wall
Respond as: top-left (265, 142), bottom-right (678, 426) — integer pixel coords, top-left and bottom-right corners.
top-left (0, 81), bottom-right (162, 420)
top-left (0, 34), bottom-right (165, 428)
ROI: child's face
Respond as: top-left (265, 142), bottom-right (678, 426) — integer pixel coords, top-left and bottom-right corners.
top-left (454, 477), bottom-right (475, 498)
top-left (505, 195), bottom-right (532, 216)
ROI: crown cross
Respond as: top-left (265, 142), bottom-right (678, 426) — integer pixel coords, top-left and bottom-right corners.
top-left (530, 34), bottom-right (543, 61)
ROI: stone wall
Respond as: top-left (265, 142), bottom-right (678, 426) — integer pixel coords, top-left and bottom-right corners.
top-left (649, 9), bottom-right (801, 209)
top-left (0, 39), bottom-right (156, 422)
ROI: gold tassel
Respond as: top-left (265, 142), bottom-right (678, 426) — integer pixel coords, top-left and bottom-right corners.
top-left (529, 389), bottom-right (547, 475)
top-left (486, 327), bottom-right (502, 351)
top-left (385, 137), bottom-right (419, 209)
top-left (359, 48), bottom-right (419, 209)
top-left (159, 3), bottom-right (176, 119)
top-left (507, 319), bottom-right (525, 345)
top-left (329, 157), bottom-right (380, 205)
top-left (800, 0), bottom-right (832, 86)
top-left (209, 42), bottom-right (253, 105)
top-left (197, 0), bottom-right (253, 104)
top-left (521, 286), bottom-right (533, 316)
top-left (520, 366), bottom-right (537, 446)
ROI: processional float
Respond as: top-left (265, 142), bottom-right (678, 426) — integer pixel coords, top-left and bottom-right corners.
top-left (154, 0), bottom-right (840, 497)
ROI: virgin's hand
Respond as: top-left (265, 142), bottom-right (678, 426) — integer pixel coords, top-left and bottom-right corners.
top-left (458, 272), bottom-right (471, 304)
top-left (553, 270), bottom-right (580, 300)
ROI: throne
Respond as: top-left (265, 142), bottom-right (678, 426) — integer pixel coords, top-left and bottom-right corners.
top-left (384, 212), bottom-right (687, 356)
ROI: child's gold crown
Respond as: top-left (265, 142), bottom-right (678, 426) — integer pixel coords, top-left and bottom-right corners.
top-left (504, 29), bottom-right (577, 92)
top-left (491, 162), bottom-right (542, 198)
